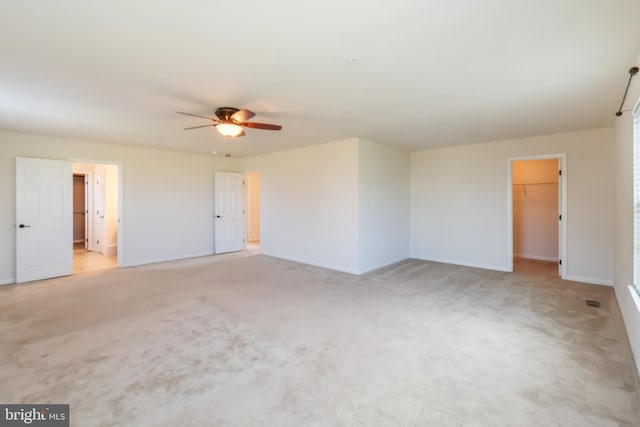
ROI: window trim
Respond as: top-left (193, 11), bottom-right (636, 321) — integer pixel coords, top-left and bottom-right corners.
top-left (633, 102), bottom-right (640, 295)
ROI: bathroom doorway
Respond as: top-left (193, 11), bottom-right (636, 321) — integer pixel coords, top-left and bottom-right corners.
top-left (72, 162), bottom-right (119, 274)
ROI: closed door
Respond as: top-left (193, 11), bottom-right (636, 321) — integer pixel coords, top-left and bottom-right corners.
top-left (16, 157), bottom-right (73, 283)
top-left (214, 172), bottom-right (245, 254)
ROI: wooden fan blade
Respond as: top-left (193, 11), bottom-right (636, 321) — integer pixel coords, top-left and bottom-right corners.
top-left (184, 124), bottom-right (216, 130)
top-left (231, 109), bottom-right (255, 123)
top-left (240, 122), bottom-right (282, 131)
top-left (177, 111), bottom-right (215, 120)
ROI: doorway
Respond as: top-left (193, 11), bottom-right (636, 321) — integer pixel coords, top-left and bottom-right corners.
top-left (73, 174), bottom-right (87, 248)
top-left (15, 157), bottom-right (122, 283)
top-left (71, 162), bottom-right (119, 274)
top-left (508, 155), bottom-right (566, 277)
top-left (246, 172), bottom-right (261, 250)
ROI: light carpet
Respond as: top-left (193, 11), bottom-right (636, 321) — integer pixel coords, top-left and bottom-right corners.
top-left (0, 255), bottom-right (638, 426)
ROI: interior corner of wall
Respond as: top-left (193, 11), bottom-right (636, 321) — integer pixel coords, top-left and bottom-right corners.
top-left (0, 277), bottom-right (16, 286)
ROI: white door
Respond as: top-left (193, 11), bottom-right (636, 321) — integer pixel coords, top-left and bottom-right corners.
top-left (214, 172), bottom-right (246, 254)
top-left (93, 169), bottom-right (106, 254)
top-left (16, 157), bottom-right (73, 283)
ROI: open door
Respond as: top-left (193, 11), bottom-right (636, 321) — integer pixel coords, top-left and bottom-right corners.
top-left (93, 169), bottom-right (106, 254)
top-left (214, 172), bottom-right (246, 254)
top-left (16, 157), bottom-right (73, 283)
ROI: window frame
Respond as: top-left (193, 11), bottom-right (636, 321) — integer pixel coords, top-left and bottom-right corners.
top-left (633, 104), bottom-right (640, 294)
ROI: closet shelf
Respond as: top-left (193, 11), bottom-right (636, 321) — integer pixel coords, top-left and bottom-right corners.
top-left (513, 182), bottom-right (558, 198)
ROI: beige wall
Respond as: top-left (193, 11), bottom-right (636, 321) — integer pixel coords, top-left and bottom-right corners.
top-left (0, 130), bottom-right (241, 284)
top-left (246, 173), bottom-right (261, 242)
top-left (512, 159), bottom-right (559, 185)
top-left (410, 127), bottom-right (615, 285)
top-left (512, 159), bottom-right (559, 261)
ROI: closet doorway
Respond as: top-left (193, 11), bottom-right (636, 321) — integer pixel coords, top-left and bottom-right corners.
top-left (73, 174), bottom-right (88, 248)
top-left (508, 155), bottom-right (566, 277)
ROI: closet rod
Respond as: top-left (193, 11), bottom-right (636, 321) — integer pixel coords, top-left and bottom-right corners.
top-left (513, 182), bottom-right (558, 185)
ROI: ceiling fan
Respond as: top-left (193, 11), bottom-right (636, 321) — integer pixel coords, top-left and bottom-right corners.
top-left (177, 107), bottom-right (282, 137)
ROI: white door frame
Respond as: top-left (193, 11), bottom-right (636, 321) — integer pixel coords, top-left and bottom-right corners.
top-left (70, 158), bottom-right (124, 267)
top-left (507, 153), bottom-right (567, 277)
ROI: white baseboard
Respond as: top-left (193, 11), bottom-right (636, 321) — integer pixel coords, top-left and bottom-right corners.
top-left (258, 252), bottom-right (410, 275)
top-left (411, 255), bottom-right (511, 272)
top-left (0, 277), bottom-right (16, 286)
top-left (358, 257), bottom-right (410, 274)
top-left (119, 251), bottom-right (214, 268)
top-left (259, 251), bottom-right (360, 275)
top-left (563, 275), bottom-right (613, 287)
top-left (514, 253), bottom-right (558, 262)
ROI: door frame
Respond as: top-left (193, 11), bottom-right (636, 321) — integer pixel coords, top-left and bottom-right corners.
top-left (84, 172), bottom-right (92, 250)
top-left (506, 153), bottom-right (567, 277)
top-left (70, 158), bottom-right (124, 267)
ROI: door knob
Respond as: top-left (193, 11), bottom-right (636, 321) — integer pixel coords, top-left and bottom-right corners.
top-left (216, 215), bottom-right (222, 218)
top-left (18, 224), bottom-right (30, 228)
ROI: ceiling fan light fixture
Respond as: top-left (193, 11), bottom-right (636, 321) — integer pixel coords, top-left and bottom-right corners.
top-left (217, 123), bottom-right (243, 137)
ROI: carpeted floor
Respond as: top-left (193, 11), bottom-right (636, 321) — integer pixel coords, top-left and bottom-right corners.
top-left (0, 254), bottom-right (638, 426)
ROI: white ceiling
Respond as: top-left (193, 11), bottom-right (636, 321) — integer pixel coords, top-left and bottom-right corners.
top-left (1, 1), bottom-right (639, 157)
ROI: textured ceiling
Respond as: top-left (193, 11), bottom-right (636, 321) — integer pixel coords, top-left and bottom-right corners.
top-left (1, 0), bottom-right (639, 157)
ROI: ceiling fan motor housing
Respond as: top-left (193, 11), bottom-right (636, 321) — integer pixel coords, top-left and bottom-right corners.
top-left (215, 107), bottom-right (240, 121)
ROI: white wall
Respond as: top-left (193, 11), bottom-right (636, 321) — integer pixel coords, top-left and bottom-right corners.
top-left (0, 130), bottom-right (241, 284)
top-left (512, 159), bottom-right (559, 261)
top-left (244, 138), bottom-right (410, 274)
top-left (358, 139), bottom-right (410, 273)
top-left (614, 50), bottom-right (640, 375)
top-left (410, 128), bottom-right (615, 285)
top-left (103, 164), bottom-right (119, 253)
top-left (244, 139), bottom-right (361, 273)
